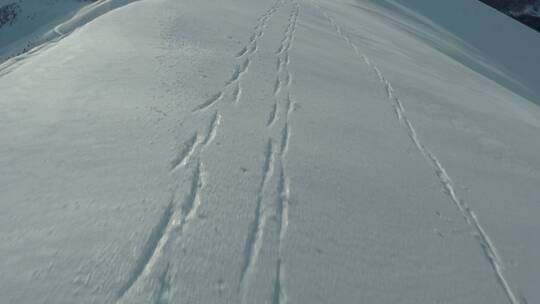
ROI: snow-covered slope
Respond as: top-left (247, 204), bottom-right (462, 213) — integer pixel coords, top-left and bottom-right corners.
top-left (0, 0), bottom-right (88, 62)
top-left (1, 0), bottom-right (539, 303)
top-left (0, 0), bottom-right (140, 64)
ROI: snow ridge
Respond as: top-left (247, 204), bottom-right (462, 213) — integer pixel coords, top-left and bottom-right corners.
top-left (310, 2), bottom-right (523, 304)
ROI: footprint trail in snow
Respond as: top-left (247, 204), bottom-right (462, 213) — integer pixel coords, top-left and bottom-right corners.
top-left (310, 2), bottom-right (523, 304)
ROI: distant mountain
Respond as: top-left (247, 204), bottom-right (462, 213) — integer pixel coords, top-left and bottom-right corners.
top-left (0, 0), bottom-right (125, 64)
top-left (0, 0), bottom-right (89, 62)
top-left (479, 0), bottom-right (540, 32)
top-left (0, 2), bottom-right (21, 29)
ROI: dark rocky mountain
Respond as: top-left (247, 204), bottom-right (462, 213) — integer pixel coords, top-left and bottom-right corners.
top-left (479, 0), bottom-right (540, 32)
top-left (0, 2), bottom-right (21, 29)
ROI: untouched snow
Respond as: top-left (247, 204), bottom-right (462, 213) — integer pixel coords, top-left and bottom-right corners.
top-left (1, 0), bottom-right (539, 303)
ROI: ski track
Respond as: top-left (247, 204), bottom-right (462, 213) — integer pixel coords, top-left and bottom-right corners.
top-left (174, 2), bottom-right (285, 300)
top-left (268, 102), bottom-right (280, 126)
top-left (310, 2), bottom-right (522, 303)
top-left (192, 92), bottom-right (224, 113)
top-left (192, 0), bottom-right (283, 113)
top-left (272, 99), bottom-right (294, 304)
top-left (239, 4), bottom-right (297, 298)
top-left (155, 3), bottom-right (285, 297)
top-left (116, 198), bottom-right (175, 300)
top-left (240, 3), bottom-right (299, 303)
top-left (170, 133), bottom-right (202, 172)
top-left (239, 139), bottom-right (276, 303)
top-left (269, 4), bottom-right (298, 304)
top-left (202, 111), bottom-right (222, 147)
top-left (271, 258), bottom-right (284, 304)
top-left (232, 83), bottom-right (242, 105)
top-left (268, 4), bottom-right (299, 127)
top-left (179, 160), bottom-right (205, 223)
top-left (4, 0), bottom-right (526, 302)
top-left (271, 149), bottom-right (291, 304)
top-left (122, 0), bottom-right (292, 301)
top-left (116, 160), bottom-right (205, 303)
top-left (154, 262), bottom-right (171, 304)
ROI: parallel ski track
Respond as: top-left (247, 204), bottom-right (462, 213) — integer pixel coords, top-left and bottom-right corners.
top-left (116, 1), bottom-right (285, 301)
top-left (268, 4), bottom-right (299, 127)
top-left (310, 2), bottom-right (522, 304)
top-left (192, 0), bottom-right (284, 112)
top-left (240, 2), bottom-right (299, 304)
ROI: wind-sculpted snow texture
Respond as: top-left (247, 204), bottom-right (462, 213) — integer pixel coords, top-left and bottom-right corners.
top-left (0, 0), bottom-right (539, 303)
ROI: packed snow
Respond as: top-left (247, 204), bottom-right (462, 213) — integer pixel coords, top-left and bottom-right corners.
top-left (1, 0), bottom-right (539, 303)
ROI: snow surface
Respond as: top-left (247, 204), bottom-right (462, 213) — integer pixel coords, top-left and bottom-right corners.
top-left (1, 0), bottom-right (539, 303)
